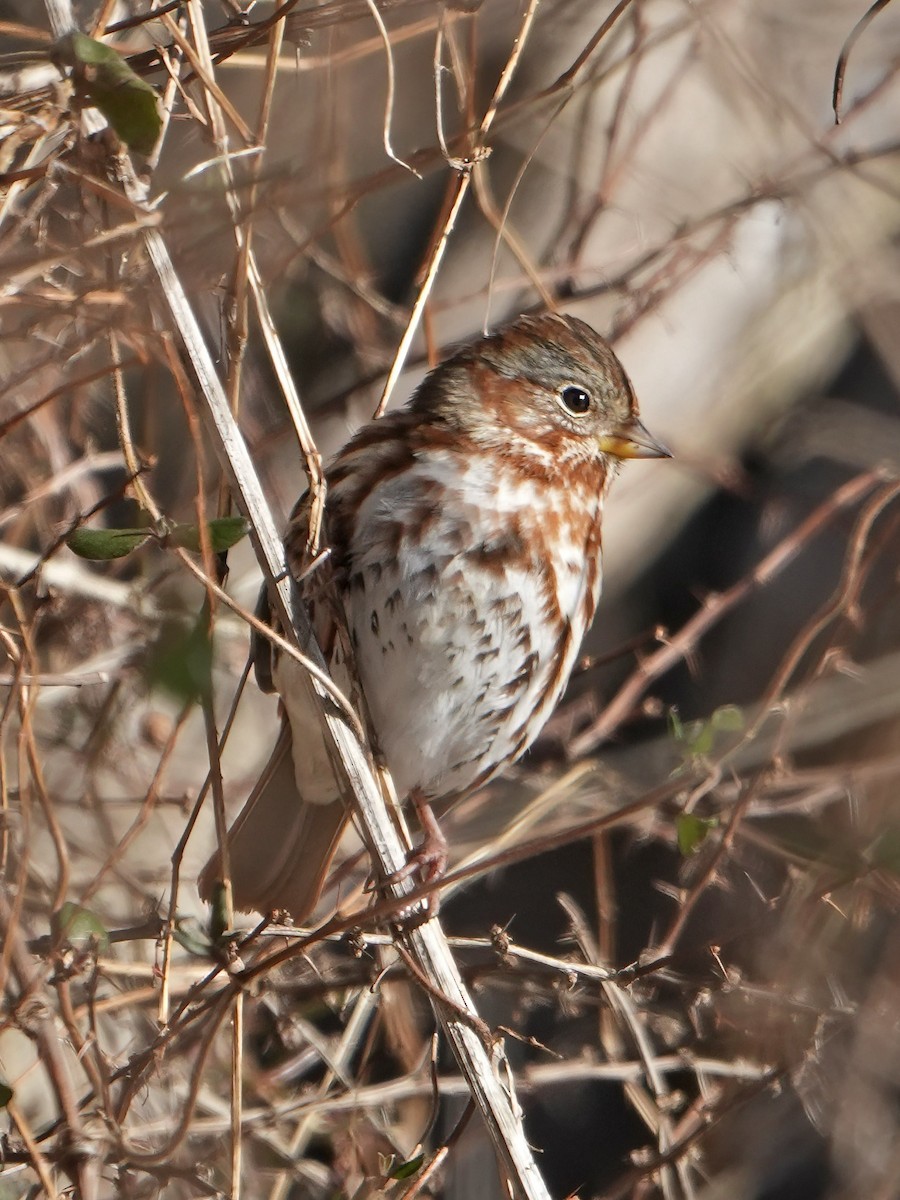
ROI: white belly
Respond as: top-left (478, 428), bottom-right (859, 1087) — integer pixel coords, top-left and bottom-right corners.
top-left (342, 451), bottom-right (603, 800)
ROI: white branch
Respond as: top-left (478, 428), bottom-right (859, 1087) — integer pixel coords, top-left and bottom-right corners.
top-left (119, 71), bottom-right (551, 1200)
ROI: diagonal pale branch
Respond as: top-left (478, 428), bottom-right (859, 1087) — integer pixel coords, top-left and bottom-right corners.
top-left (142, 203), bottom-right (552, 1200)
top-left (54, 48), bottom-right (552, 1200)
top-left (39, 1), bottom-right (550, 1189)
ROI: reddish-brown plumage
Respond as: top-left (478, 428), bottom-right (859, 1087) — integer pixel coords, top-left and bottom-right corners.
top-left (200, 312), bottom-right (668, 921)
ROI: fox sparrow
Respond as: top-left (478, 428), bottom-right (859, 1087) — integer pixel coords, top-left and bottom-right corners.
top-left (200, 312), bottom-right (669, 920)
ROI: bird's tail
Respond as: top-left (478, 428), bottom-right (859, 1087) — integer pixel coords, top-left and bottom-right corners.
top-left (198, 723), bottom-right (349, 922)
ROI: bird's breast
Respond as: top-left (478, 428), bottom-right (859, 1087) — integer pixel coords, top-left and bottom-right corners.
top-left (334, 448), bottom-right (606, 801)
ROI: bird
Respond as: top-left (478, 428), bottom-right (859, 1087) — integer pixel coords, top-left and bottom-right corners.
top-left (199, 311), bottom-right (669, 921)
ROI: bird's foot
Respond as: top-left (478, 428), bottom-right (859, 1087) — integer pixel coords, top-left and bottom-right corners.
top-left (385, 791), bottom-right (448, 922)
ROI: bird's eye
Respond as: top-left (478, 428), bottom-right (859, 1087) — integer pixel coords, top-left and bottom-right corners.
top-left (559, 385), bottom-right (592, 416)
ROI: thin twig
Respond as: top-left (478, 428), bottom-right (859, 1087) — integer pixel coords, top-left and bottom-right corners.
top-left (0, 888), bottom-right (100, 1198)
top-left (570, 470), bottom-right (884, 756)
top-left (833, 0), bottom-right (894, 123)
top-left (374, 0), bottom-right (541, 416)
top-left (267, 987), bottom-right (380, 1200)
top-left (364, 0), bottom-right (420, 176)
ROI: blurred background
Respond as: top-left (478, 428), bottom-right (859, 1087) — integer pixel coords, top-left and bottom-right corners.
top-left (1, 1), bottom-right (900, 1197)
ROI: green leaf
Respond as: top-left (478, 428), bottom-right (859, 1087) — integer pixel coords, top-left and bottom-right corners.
top-left (53, 902), bottom-right (110, 952)
top-left (67, 526), bottom-right (149, 560)
top-left (145, 617), bottom-right (213, 704)
top-left (869, 827), bottom-right (900, 875)
top-left (0, 1079), bottom-right (12, 1108)
top-left (683, 720), bottom-right (714, 757)
top-left (668, 708), bottom-right (685, 742)
top-left (390, 1154), bottom-right (425, 1181)
top-left (54, 32), bottom-right (161, 155)
top-left (669, 704), bottom-right (745, 763)
top-left (173, 917), bottom-right (214, 958)
top-left (677, 813), bottom-right (718, 857)
top-left (207, 880), bottom-right (230, 944)
top-left (170, 517), bottom-right (249, 554)
top-left (710, 705), bottom-right (745, 734)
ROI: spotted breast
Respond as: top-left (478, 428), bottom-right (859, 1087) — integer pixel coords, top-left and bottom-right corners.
top-left (199, 312), bottom-right (668, 920)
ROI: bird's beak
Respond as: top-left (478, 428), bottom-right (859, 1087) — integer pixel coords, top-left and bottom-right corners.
top-left (597, 417), bottom-right (671, 460)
